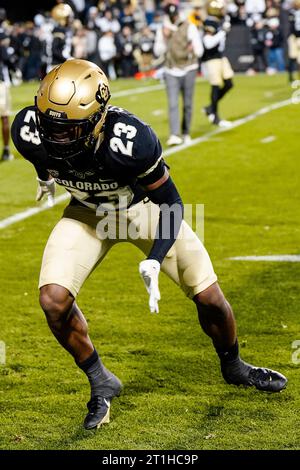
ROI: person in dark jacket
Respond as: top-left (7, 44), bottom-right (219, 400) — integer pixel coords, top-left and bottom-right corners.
top-left (265, 16), bottom-right (285, 73)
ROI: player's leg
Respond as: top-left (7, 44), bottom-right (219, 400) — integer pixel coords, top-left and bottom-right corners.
top-left (181, 69), bottom-right (197, 141)
top-left (203, 59), bottom-right (223, 125)
top-left (297, 38), bottom-right (300, 78)
top-left (165, 72), bottom-right (182, 145)
top-left (0, 83), bottom-right (13, 161)
top-left (217, 58), bottom-right (234, 103)
top-left (169, 222), bottom-right (287, 392)
top-left (39, 213), bottom-right (122, 429)
top-left (287, 35), bottom-right (297, 82)
top-left (217, 78), bottom-right (233, 101)
top-left (131, 201), bottom-right (287, 392)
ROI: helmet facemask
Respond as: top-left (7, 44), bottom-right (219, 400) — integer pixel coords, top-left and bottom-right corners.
top-left (35, 59), bottom-right (111, 165)
top-left (36, 107), bottom-right (107, 162)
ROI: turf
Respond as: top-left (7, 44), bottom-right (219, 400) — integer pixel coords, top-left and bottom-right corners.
top-left (0, 74), bottom-right (299, 450)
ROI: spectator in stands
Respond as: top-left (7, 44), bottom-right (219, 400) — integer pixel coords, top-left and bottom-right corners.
top-left (134, 25), bottom-right (155, 74)
top-left (97, 8), bottom-right (121, 34)
top-left (85, 6), bottom-right (102, 33)
top-left (188, 1), bottom-right (206, 30)
top-left (73, 20), bottom-right (88, 59)
top-left (21, 22), bottom-right (43, 81)
top-left (116, 25), bottom-right (137, 77)
top-left (247, 16), bottom-right (267, 73)
top-left (265, 16), bottom-right (285, 73)
top-left (98, 30), bottom-right (117, 79)
top-left (120, 2), bottom-right (136, 30)
top-left (245, 0), bottom-right (266, 17)
top-left (154, 3), bottom-right (203, 146)
top-left (144, 0), bottom-right (156, 25)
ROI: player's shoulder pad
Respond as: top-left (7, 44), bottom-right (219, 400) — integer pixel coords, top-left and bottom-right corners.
top-left (11, 105), bottom-right (42, 156)
top-left (103, 106), bottom-right (162, 175)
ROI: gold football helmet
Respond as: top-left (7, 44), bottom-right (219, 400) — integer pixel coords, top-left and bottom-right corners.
top-left (207, 0), bottom-right (225, 18)
top-left (294, 0), bottom-right (300, 9)
top-left (51, 3), bottom-right (74, 26)
top-left (36, 59), bottom-right (111, 159)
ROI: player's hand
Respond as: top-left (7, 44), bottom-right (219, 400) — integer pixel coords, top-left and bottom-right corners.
top-left (139, 259), bottom-right (161, 313)
top-left (36, 177), bottom-right (55, 207)
top-left (222, 21), bottom-right (231, 33)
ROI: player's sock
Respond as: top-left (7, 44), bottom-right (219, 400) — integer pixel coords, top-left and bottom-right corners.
top-left (288, 58), bottom-right (296, 82)
top-left (217, 79), bottom-right (233, 100)
top-left (210, 85), bottom-right (220, 115)
top-left (216, 338), bottom-right (239, 363)
top-left (77, 348), bottom-right (122, 398)
top-left (78, 349), bottom-right (122, 430)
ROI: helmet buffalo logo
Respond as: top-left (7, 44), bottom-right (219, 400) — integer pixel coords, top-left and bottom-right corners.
top-left (96, 83), bottom-right (110, 106)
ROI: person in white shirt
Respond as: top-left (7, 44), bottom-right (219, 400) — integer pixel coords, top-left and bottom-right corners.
top-left (154, 3), bottom-right (203, 146)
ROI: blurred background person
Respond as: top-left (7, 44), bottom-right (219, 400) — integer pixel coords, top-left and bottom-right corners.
top-left (97, 7), bottom-right (121, 34)
top-left (72, 20), bottom-right (88, 59)
top-left (98, 30), bottom-right (117, 79)
top-left (133, 25), bottom-right (155, 77)
top-left (21, 22), bottom-right (44, 81)
top-left (49, 3), bottom-right (74, 71)
top-left (116, 25), bottom-right (137, 77)
top-left (247, 16), bottom-right (267, 74)
top-left (265, 16), bottom-right (285, 73)
top-left (202, 0), bottom-right (234, 128)
top-left (0, 24), bottom-right (14, 162)
top-left (154, 3), bottom-right (203, 146)
top-left (287, 0), bottom-right (300, 82)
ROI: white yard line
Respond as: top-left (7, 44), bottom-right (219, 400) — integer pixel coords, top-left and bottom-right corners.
top-left (0, 97), bottom-right (294, 231)
top-left (163, 98), bottom-right (292, 157)
top-left (229, 255), bottom-right (300, 262)
top-left (0, 194), bottom-right (69, 230)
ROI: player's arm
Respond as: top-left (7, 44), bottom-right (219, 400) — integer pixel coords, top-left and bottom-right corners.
top-left (11, 108), bottom-right (55, 207)
top-left (137, 159), bottom-right (184, 313)
top-left (142, 168), bottom-right (184, 263)
top-left (203, 30), bottom-right (226, 49)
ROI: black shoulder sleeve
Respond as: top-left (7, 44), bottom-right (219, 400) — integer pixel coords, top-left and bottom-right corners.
top-left (123, 117), bottom-right (166, 184)
top-left (147, 176), bottom-right (184, 264)
top-left (11, 107), bottom-right (49, 180)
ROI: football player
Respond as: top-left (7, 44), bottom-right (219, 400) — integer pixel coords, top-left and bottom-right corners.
top-left (48, 3), bottom-right (74, 73)
top-left (0, 10), bottom-right (14, 162)
top-left (202, 0), bottom-right (234, 127)
top-left (11, 59), bottom-right (287, 430)
top-left (288, 0), bottom-right (300, 82)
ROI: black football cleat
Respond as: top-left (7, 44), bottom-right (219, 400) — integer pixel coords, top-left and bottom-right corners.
top-left (1, 149), bottom-right (14, 162)
top-left (203, 105), bottom-right (213, 117)
top-left (83, 371), bottom-right (122, 430)
top-left (221, 358), bottom-right (287, 392)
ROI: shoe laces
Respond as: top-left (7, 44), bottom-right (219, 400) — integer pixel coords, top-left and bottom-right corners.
top-left (248, 367), bottom-right (271, 383)
top-left (87, 395), bottom-right (108, 414)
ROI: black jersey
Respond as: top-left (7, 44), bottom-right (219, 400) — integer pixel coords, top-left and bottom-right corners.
top-left (52, 25), bottom-right (73, 65)
top-left (11, 105), bottom-right (164, 211)
top-left (0, 27), bottom-right (15, 83)
top-left (202, 17), bottom-right (225, 62)
top-left (289, 9), bottom-right (300, 38)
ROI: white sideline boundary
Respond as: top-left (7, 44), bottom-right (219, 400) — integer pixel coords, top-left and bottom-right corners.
top-left (0, 96), bottom-right (294, 231)
top-left (229, 255), bottom-right (300, 262)
top-left (0, 194), bottom-right (70, 230)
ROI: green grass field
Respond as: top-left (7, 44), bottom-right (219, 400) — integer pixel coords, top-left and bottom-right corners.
top-left (0, 74), bottom-right (300, 450)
